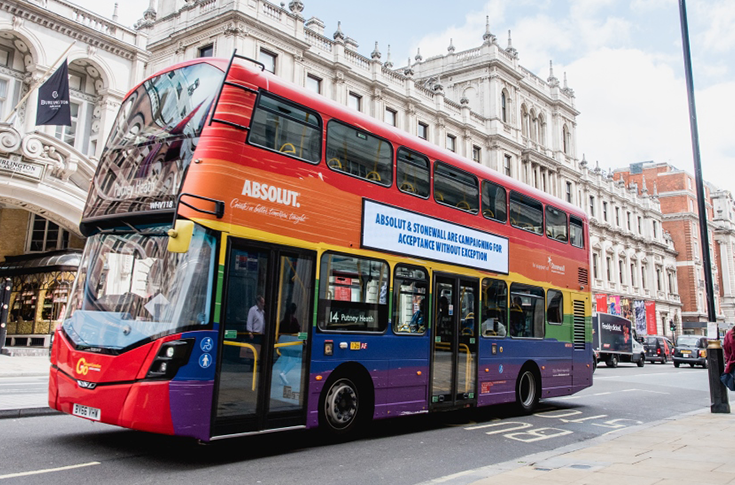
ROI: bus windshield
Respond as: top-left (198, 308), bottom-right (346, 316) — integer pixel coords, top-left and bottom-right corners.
top-left (62, 223), bottom-right (216, 352)
top-left (82, 62), bottom-right (224, 221)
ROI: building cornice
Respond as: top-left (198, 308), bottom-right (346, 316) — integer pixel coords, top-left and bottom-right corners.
top-left (2, 0), bottom-right (147, 62)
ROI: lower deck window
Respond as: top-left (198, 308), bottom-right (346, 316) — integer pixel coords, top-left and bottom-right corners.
top-left (393, 265), bottom-right (428, 334)
top-left (509, 283), bottom-right (545, 338)
top-left (317, 253), bottom-right (389, 332)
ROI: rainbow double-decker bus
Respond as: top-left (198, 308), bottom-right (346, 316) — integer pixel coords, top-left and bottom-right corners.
top-left (49, 53), bottom-right (593, 441)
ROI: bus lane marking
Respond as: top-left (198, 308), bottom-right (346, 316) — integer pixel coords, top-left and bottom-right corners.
top-left (592, 418), bottom-right (643, 429)
top-left (0, 462), bottom-right (101, 480)
top-left (465, 421), bottom-right (532, 434)
top-left (505, 427), bottom-right (573, 443)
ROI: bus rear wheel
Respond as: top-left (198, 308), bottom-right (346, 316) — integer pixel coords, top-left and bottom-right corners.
top-left (515, 367), bottom-right (540, 414)
top-left (321, 376), bottom-right (363, 435)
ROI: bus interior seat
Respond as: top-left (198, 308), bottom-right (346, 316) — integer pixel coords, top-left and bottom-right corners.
top-left (279, 142), bottom-right (296, 154)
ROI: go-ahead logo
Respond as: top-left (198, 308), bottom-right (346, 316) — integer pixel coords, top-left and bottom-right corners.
top-left (76, 358), bottom-right (102, 375)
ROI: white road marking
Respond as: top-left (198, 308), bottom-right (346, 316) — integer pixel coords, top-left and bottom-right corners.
top-left (0, 462), bottom-right (100, 480)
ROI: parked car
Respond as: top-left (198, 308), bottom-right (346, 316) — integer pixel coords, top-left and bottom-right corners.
top-left (673, 335), bottom-right (709, 368)
top-left (644, 335), bottom-right (674, 364)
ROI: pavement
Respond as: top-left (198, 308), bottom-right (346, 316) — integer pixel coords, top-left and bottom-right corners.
top-left (0, 353), bottom-right (58, 419)
top-left (2, 354), bottom-right (735, 485)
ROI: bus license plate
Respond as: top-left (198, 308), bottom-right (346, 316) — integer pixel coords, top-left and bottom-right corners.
top-left (73, 403), bottom-right (101, 421)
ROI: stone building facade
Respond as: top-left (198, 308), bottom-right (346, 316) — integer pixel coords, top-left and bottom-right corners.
top-left (581, 163), bottom-right (681, 338)
top-left (615, 162), bottom-right (725, 335)
top-left (0, 0), bottom-right (148, 346)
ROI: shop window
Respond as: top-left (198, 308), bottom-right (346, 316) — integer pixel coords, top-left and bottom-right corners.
top-left (326, 120), bottom-right (393, 186)
top-left (481, 180), bottom-right (507, 223)
top-left (28, 215), bottom-right (69, 252)
top-left (481, 279), bottom-right (507, 337)
top-left (397, 147), bottom-right (430, 197)
top-left (545, 205), bottom-right (568, 242)
top-left (317, 253), bottom-right (389, 332)
top-left (547, 289), bottom-right (563, 325)
top-left (509, 191), bottom-right (543, 235)
top-left (434, 161), bottom-right (479, 213)
top-left (248, 92), bottom-right (322, 163)
top-left (43, 281), bottom-right (71, 321)
top-left (393, 265), bottom-right (428, 334)
top-left (14, 283), bottom-right (38, 323)
top-left (509, 283), bottom-right (545, 338)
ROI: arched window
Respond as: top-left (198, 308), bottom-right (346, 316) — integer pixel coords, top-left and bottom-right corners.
top-left (531, 111), bottom-right (538, 142)
top-left (562, 124), bottom-right (569, 154)
top-left (538, 113), bottom-right (546, 146)
top-left (501, 91), bottom-right (507, 123)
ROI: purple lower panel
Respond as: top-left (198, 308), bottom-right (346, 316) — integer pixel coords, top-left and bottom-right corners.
top-left (169, 380), bottom-right (214, 441)
top-left (306, 364), bottom-right (430, 427)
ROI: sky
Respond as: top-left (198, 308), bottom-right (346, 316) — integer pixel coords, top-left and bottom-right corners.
top-left (79, 0), bottom-right (735, 194)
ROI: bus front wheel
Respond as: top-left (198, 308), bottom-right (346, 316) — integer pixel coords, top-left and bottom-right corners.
top-left (321, 376), bottom-right (363, 435)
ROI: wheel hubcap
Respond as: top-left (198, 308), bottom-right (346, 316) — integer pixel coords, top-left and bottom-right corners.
top-left (325, 380), bottom-right (358, 429)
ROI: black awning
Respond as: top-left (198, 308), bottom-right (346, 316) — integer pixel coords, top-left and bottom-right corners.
top-left (0, 249), bottom-right (82, 277)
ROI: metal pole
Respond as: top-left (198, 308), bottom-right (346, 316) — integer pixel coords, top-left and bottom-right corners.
top-left (678, 0), bottom-right (728, 413)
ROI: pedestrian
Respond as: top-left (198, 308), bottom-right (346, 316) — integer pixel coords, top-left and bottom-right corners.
top-left (247, 295), bottom-right (265, 338)
top-left (721, 327), bottom-right (735, 391)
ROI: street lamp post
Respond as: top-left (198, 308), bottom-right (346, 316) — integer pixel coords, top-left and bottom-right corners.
top-left (678, 0), bottom-right (729, 413)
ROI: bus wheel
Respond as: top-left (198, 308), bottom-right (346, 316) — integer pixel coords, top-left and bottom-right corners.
top-left (515, 367), bottom-right (540, 414)
top-left (321, 376), bottom-right (362, 435)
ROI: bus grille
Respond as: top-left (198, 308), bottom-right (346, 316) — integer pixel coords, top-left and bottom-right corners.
top-left (578, 267), bottom-right (589, 286)
top-left (573, 300), bottom-right (586, 350)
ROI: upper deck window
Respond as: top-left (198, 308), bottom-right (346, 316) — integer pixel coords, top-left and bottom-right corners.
top-left (434, 162), bottom-right (479, 213)
top-left (482, 180), bottom-right (507, 223)
top-left (326, 120), bottom-right (393, 186)
top-left (509, 191), bottom-right (543, 235)
top-left (397, 148), bottom-right (430, 198)
top-left (570, 216), bottom-right (584, 248)
top-left (545, 205), bottom-right (568, 242)
top-left (83, 62), bottom-right (223, 222)
top-left (248, 92), bottom-right (321, 163)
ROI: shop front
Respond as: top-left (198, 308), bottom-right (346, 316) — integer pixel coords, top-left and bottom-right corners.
top-left (0, 250), bottom-right (80, 348)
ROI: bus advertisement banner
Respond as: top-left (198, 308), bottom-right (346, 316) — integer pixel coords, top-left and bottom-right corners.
top-left (607, 295), bottom-right (620, 315)
top-left (595, 294), bottom-right (608, 314)
top-left (361, 200), bottom-right (509, 274)
top-left (634, 300), bottom-right (647, 335)
top-left (645, 300), bottom-right (657, 335)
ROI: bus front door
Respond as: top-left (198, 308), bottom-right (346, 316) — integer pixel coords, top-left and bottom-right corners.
top-left (212, 238), bottom-right (315, 437)
top-left (431, 274), bottom-right (478, 409)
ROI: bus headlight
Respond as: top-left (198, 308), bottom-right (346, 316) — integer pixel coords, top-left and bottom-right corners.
top-left (147, 339), bottom-right (194, 380)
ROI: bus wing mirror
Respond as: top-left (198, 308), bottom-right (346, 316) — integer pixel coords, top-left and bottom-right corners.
top-left (167, 220), bottom-right (195, 253)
